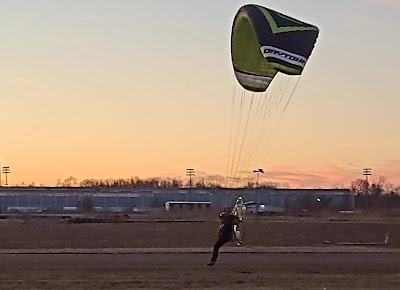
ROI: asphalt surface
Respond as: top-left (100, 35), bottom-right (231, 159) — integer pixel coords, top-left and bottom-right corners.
top-left (1, 252), bottom-right (399, 272)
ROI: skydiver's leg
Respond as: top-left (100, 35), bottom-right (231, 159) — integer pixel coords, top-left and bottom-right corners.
top-left (234, 225), bottom-right (241, 242)
top-left (207, 235), bottom-right (231, 265)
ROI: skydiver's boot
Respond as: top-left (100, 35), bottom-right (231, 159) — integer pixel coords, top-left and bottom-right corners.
top-left (206, 260), bottom-right (216, 266)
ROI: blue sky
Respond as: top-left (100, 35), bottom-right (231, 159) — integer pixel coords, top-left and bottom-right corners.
top-left (1, 0), bottom-right (399, 187)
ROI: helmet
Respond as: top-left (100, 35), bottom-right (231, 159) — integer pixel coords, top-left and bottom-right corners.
top-left (219, 207), bottom-right (231, 219)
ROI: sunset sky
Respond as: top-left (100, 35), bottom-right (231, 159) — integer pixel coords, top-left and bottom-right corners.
top-left (1, 0), bottom-right (399, 188)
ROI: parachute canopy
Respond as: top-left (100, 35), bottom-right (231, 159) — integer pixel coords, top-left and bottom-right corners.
top-left (226, 5), bottom-right (320, 186)
top-left (231, 4), bottom-right (319, 92)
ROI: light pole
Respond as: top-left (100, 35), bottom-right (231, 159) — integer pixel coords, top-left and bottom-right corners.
top-left (363, 168), bottom-right (372, 210)
top-left (2, 166), bottom-right (11, 186)
top-left (253, 168), bottom-right (264, 187)
top-left (363, 168), bottom-right (372, 183)
top-left (186, 168), bottom-right (195, 188)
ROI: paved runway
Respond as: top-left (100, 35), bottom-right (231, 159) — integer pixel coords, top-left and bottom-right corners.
top-left (1, 251), bottom-right (399, 272)
top-left (0, 250), bottom-right (399, 289)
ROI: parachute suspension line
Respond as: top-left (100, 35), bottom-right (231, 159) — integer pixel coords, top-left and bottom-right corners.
top-left (228, 85), bottom-right (269, 186)
top-left (281, 77), bottom-right (301, 116)
top-left (227, 76), bottom-right (300, 187)
top-left (238, 93), bottom-right (260, 177)
top-left (232, 92), bottom-right (257, 180)
top-left (226, 76), bottom-right (238, 186)
top-left (254, 76), bottom-right (302, 166)
top-left (228, 87), bottom-right (247, 186)
top-left (228, 81), bottom-right (252, 186)
top-left (227, 76), bottom-right (301, 187)
top-left (237, 90), bottom-right (269, 176)
top-left (235, 76), bottom-right (286, 174)
top-left (246, 76), bottom-right (292, 167)
top-left (243, 81), bottom-right (284, 166)
top-left (238, 75), bottom-right (300, 178)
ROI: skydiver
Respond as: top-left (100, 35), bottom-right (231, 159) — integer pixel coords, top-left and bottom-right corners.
top-left (206, 207), bottom-right (238, 266)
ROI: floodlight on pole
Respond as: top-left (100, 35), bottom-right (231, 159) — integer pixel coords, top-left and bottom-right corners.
top-left (2, 166), bottom-right (11, 186)
top-left (363, 168), bottom-right (372, 209)
top-left (252, 168), bottom-right (264, 187)
top-left (363, 168), bottom-right (372, 183)
top-left (186, 168), bottom-right (195, 188)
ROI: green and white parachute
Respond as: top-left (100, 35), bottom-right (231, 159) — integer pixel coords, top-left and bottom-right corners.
top-left (227, 4), bottom-right (319, 186)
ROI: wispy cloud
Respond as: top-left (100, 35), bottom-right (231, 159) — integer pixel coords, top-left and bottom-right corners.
top-left (159, 159), bottom-right (400, 189)
top-left (345, 14), bottom-right (368, 24)
top-left (14, 76), bottom-right (40, 86)
top-left (259, 160), bottom-right (400, 189)
top-left (264, 164), bottom-right (349, 189)
top-left (373, 159), bottom-right (400, 182)
top-left (364, 0), bottom-right (400, 7)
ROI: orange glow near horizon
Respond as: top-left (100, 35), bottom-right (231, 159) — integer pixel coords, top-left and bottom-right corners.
top-left (1, 1), bottom-right (399, 189)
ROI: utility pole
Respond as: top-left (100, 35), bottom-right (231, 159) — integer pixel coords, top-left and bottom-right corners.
top-left (363, 168), bottom-right (372, 210)
top-left (252, 168), bottom-right (264, 187)
top-left (186, 168), bottom-right (195, 188)
top-left (2, 166), bottom-right (11, 186)
top-left (363, 168), bottom-right (372, 183)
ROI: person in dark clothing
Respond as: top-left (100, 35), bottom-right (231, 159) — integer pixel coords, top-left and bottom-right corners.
top-left (207, 208), bottom-right (237, 266)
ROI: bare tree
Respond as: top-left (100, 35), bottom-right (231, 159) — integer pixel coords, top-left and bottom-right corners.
top-left (350, 179), bottom-right (369, 195)
top-left (62, 176), bottom-right (78, 187)
top-left (370, 176), bottom-right (386, 196)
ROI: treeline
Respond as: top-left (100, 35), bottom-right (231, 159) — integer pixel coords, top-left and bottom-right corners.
top-left (350, 176), bottom-right (400, 196)
top-left (351, 177), bottom-right (400, 210)
top-left (79, 177), bottom-right (184, 188)
top-left (52, 175), bottom-right (287, 189)
top-left (56, 176), bottom-right (226, 189)
top-left (51, 175), bottom-right (400, 193)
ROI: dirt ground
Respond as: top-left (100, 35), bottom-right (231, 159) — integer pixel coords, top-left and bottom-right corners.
top-left (0, 214), bottom-right (399, 289)
top-left (0, 252), bottom-right (400, 289)
top-left (0, 216), bottom-right (398, 249)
